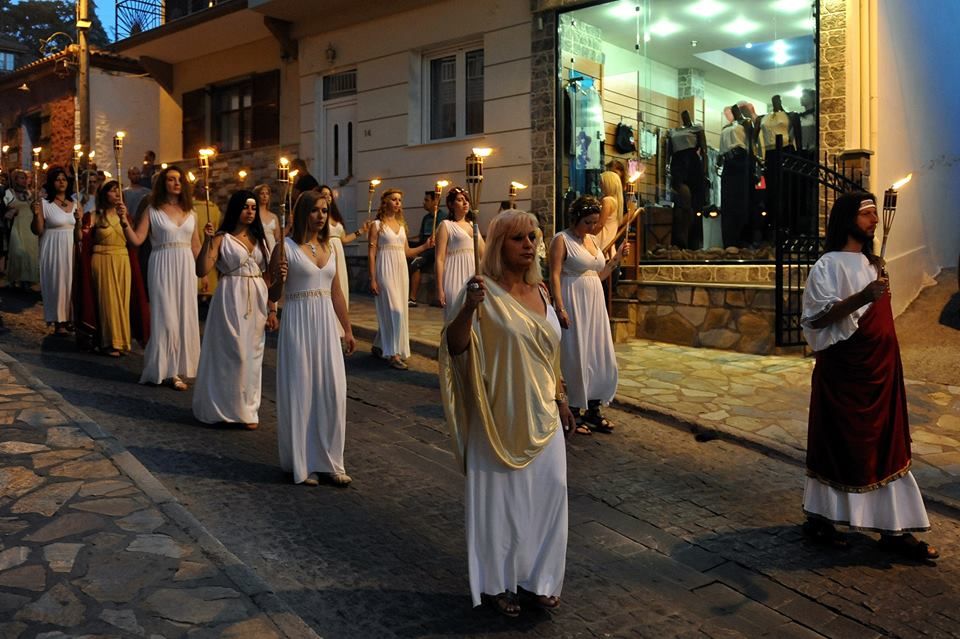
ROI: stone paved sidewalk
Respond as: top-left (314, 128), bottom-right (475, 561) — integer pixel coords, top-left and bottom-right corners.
top-left (0, 351), bottom-right (318, 639)
top-left (350, 295), bottom-right (960, 509)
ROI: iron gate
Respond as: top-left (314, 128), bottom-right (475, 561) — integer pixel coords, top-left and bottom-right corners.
top-left (774, 141), bottom-right (865, 346)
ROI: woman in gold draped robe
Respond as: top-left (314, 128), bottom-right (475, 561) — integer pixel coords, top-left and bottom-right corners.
top-left (440, 209), bottom-right (577, 618)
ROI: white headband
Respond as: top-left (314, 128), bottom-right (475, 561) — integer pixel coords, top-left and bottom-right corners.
top-left (859, 199), bottom-right (875, 211)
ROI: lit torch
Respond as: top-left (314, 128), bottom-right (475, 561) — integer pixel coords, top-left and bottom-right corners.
top-left (466, 147), bottom-right (492, 317)
top-left (432, 179), bottom-right (449, 236)
top-left (508, 180), bottom-right (527, 209)
top-left (881, 173), bottom-right (912, 261)
top-left (113, 131), bottom-right (126, 208)
top-left (198, 147), bottom-right (215, 233)
top-left (366, 178), bottom-right (381, 223)
top-left (32, 147), bottom-right (42, 204)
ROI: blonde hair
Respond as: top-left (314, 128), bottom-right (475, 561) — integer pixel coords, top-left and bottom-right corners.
top-left (600, 170), bottom-right (624, 225)
top-left (376, 188), bottom-right (407, 231)
top-left (481, 209), bottom-right (543, 286)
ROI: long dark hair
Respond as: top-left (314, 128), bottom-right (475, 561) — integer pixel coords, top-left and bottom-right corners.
top-left (318, 184), bottom-right (343, 224)
top-left (148, 165), bottom-right (193, 210)
top-left (94, 180), bottom-right (122, 227)
top-left (446, 186), bottom-right (474, 222)
top-left (291, 190), bottom-right (330, 245)
top-left (568, 195), bottom-right (602, 225)
top-left (43, 166), bottom-right (71, 203)
top-left (220, 190), bottom-right (269, 260)
top-left (824, 191), bottom-right (880, 265)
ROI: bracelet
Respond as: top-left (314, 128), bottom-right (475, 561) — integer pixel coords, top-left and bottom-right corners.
top-left (268, 309), bottom-right (277, 315)
top-left (555, 391), bottom-right (568, 404)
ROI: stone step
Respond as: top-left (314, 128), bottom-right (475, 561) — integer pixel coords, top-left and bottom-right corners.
top-left (609, 317), bottom-right (633, 344)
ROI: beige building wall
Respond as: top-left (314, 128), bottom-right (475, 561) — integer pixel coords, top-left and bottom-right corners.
top-left (90, 68), bottom-right (170, 174)
top-left (296, 0), bottom-right (533, 251)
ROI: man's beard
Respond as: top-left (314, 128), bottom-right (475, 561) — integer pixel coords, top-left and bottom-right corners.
top-left (848, 224), bottom-right (873, 245)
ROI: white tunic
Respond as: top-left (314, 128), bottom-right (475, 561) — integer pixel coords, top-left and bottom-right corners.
top-left (192, 235), bottom-right (268, 424)
top-left (276, 238), bottom-right (347, 483)
top-left (328, 221), bottom-right (350, 309)
top-left (440, 220), bottom-right (475, 323)
top-left (372, 220), bottom-right (410, 359)
top-left (262, 216), bottom-right (278, 259)
top-left (800, 250), bottom-right (929, 533)
top-left (140, 208), bottom-right (200, 384)
top-left (39, 199), bottom-right (76, 323)
top-left (466, 304), bottom-right (568, 606)
top-left (557, 231), bottom-right (618, 408)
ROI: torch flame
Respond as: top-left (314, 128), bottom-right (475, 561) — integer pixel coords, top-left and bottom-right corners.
top-left (88, 151), bottom-right (95, 159)
top-left (238, 170), bottom-right (248, 179)
top-left (32, 147), bottom-right (42, 154)
top-left (628, 172), bottom-right (642, 184)
top-left (436, 179), bottom-right (449, 189)
top-left (1, 145), bottom-right (9, 153)
top-left (187, 171), bottom-right (197, 183)
top-left (510, 181), bottom-right (528, 190)
top-left (73, 144), bottom-right (82, 152)
top-left (891, 173), bottom-right (912, 190)
top-left (370, 178), bottom-right (381, 187)
top-left (115, 131), bottom-right (126, 140)
top-left (279, 157), bottom-right (289, 167)
top-left (471, 147), bottom-right (493, 158)
top-left (289, 169), bottom-right (300, 179)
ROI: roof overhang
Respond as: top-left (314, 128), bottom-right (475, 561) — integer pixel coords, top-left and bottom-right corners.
top-left (248, 0), bottom-right (440, 34)
top-left (111, 0), bottom-right (270, 65)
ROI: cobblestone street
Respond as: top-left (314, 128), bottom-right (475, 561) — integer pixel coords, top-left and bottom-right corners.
top-left (2, 289), bottom-right (960, 638)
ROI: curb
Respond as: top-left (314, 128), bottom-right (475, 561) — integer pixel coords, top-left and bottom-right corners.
top-left (351, 322), bottom-right (960, 519)
top-left (0, 349), bottom-right (321, 639)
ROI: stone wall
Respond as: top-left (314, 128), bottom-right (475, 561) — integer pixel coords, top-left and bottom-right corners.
top-left (558, 13), bottom-right (602, 63)
top-left (818, 0), bottom-right (846, 159)
top-left (168, 145), bottom-right (299, 214)
top-left (530, 8), bottom-right (557, 236)
top-left (46, 96), bottom-right (76, 170)
top-left (614, 282), bottom-right (778, 354)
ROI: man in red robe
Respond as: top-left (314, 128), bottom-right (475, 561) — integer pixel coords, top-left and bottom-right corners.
top-left (800, 191), bottom-right (937, 560)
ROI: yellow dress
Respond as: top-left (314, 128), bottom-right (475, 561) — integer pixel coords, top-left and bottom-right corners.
top-left (196, 203), bottom-right (221, 297)
top-left (91, 214), bottom-right (131, 352)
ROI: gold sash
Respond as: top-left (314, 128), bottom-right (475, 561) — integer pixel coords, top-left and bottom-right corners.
top-left (438, 279), bottom-right (561, 473)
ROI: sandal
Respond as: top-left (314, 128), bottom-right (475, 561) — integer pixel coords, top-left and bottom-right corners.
top-left (302, 473), bottom-right (320, 487)
top-left (388, 357), bottom-right (408, 370)
top-left (584, 409), bottom-right (614, 434)
top-left (802, 518), bottom-right (849, 549)
top-left (518, 587), bottom-right (560, 610)
top-left (481, 592), bottom-right (520, 618)
top-left (326, 472), bottom-right (352, 487)
top-left (169, 376), bottom-right (188, 391)
top-left (244, 423), bottom-right (259, 431)
top-left (105, 350), bottom-right (121, 358)
top-left (879, 533), bottom-right (939, 560)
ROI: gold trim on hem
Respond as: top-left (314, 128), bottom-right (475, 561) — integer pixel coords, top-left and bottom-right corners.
top-left (287, 288), bottom-right (331, 300)
top-left (155, 241), bottom-right (191, 251)
top-left (805, 460), bottom-right (912, 494)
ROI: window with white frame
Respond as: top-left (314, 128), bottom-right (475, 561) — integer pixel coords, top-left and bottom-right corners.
top-left (422, 44), bottom-right (484, 141)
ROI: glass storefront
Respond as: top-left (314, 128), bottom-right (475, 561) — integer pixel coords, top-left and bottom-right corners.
top-left (557, 0), bottom-right (817, 263)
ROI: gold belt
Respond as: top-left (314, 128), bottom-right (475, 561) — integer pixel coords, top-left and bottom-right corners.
top-left (92, 245), bottom-right (128, 256)
top-left (380, 245), bottom-right (404, 251)
top-left (155, 242), bottom-right (190, 251)
top-left (563, 271), bottom-right (599, 278)
top-left (287, 288), bottom-right (331, 301)
top-left (447, 248), bottom-right (473, 256)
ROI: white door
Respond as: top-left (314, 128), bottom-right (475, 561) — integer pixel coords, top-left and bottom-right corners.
top-left (321, 100), bottom-right (357, 249)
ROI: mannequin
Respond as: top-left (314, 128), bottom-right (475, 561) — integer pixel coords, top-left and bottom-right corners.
top-left (797, 89), bottom-right (817, 152)
top-left (666, 110), bottom-right (707, 249)
top-left (718, 104), bottom-right (755, 249)
top-left (757, 94), bottom-right (800, 242)
top-left (795, 89), bottom-right (818, 234)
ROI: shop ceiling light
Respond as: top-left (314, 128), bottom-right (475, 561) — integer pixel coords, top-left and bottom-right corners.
top-left (722, 16), bottom-right (760, 35)
top-left (771, 39), bottom-right (788, 53)
top-left (608, 0), bottom-right (640, 19)
top-left (773, 51), bottom-right (790, 65)
top-left (649, 18), bottom-right (682, 37)
top-left (786, 85), bottom-right (804, 98)
top-left (771, 0), bottom-right (810, 14)
top-left (686, 0), bottom-right (727, 18)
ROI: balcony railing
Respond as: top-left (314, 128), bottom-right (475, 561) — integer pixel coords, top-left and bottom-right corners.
top-left (114, 0), bottom-right (220, 41)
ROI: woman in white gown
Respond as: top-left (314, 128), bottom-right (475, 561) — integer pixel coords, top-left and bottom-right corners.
top-left (319, 184), bottom-right (369, 317)
top-left (435, 186), bottom-right (485, 323)
top-left (367, 188), bottom-right (434, 370)
top-left (440, 209), bottom-right (578, 617)
top-left (31, 167), bottom-right (77, 335)
top-left (193, 190), bottom-right (279, 429)
top-left (253, 184), bottom-right (282, 257)
top-left (122, 166), bottom-right (202, 391)
top-left (270, 190), bottom-right (356, 486)
top-left (549, 196), bottom-right (629, 434)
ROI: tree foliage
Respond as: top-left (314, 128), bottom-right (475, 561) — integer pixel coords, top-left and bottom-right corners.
top-left (0, 0), bottom-right (110, 61)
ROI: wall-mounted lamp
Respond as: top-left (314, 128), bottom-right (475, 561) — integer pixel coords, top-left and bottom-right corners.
top-left (325, 43), bottom-right (337, 64)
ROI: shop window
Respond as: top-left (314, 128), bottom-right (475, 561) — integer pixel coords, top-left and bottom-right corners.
top-left (423, 45), bottom-right (484, 141)
top-left (557, 1), bottom-right (817, 263)
top-left (181, 88), bottom-right (206, 159)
